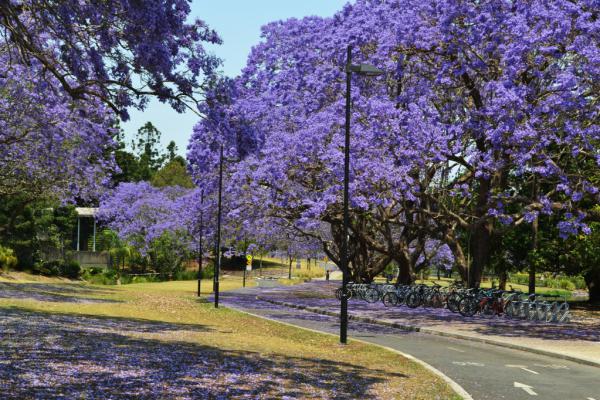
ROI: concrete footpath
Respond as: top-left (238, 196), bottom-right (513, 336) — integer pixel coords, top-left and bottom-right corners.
top-left (256, 281), bottom-right (600, 367)
top-left (219, 287), bottom-right (600, 400)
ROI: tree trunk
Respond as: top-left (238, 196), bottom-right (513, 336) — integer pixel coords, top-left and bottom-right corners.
top-left (585, 269), bottom-right (600, 304)
top-left (499, 269), bottom-right (508, 290)
top-left (445, 231), bottom-right (468, 282)
top-left (469, 221), bottom-right (492, 288)
top-left (529, 177), bottom-right (539, 294)
top-left (395, 251), bottom-right (414, 285)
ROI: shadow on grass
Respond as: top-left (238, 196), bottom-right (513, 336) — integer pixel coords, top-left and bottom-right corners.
top-left (0, 282), bottom-right (121, 304)
top-left (0, 307), bottom-right (212, 334)
top-left (0, 307), bottom-right (408, 399)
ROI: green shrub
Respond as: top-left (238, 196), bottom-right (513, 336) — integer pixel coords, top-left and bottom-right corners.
top-left (82, 268), bottom-right (117, 285)
top-left (201, 266), bottom-right (214, 279)
top-left (571, 276), bottom-right (587, 290)
top-left (130, 276), bottom-right (148, 284)
top-left (148, 231), bottom-right (189, 278)
top-left (129, 275), bottom-right (160, 284)
top-left (87, 274), bottom-right (115, 285)
top-left (0, 245), bottom-right (18, 272)
top-left (509, 272), bottom-right (584, 291)
top-left (558, 278), bottom-right (576, 291)
top-left (174, 270), bottom-right (198, 281)
top-left (31, 260), bottom-right (81, 279)
top-left (40, 260), bottom-right (62, 276)
top-left (88, 267), bottom-right (103, 275)
top-left (61, 260), bottom-right (81, 279)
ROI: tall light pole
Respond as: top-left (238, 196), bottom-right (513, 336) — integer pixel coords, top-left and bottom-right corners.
top-left (214, 143), bottom-right (224, 308)
top-left (340, 45), bottom-right (384, 344)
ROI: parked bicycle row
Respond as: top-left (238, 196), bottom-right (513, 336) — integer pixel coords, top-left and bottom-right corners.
top-left (334, 282), bottom-right (570, 323)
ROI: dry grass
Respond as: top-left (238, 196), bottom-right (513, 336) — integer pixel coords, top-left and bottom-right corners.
top-left (259, 256), bottom-right (326, 278)
top-left (0, 277), bottom-right (460, 399)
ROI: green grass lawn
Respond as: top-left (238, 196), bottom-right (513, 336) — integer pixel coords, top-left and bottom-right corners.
top-left (0, 275), bottom-right (460, 399)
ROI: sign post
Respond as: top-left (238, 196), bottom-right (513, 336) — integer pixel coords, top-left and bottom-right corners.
top-left (244, 254), bottom-right (252, 287)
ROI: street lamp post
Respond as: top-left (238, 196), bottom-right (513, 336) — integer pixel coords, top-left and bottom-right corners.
top-left (214, 143), bottom-right (224, 308)
top-left (340, 45), bottom-right (384, 344)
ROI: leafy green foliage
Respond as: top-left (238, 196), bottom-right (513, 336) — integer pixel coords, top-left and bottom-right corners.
top-left (32, 259), bottom-right (81, 279)
top-left (0, 245), bottom-right (17, 272)
top-left (151, 158), bottom-right (194, 188)
top-left (132, 122), bottom-right (167, 181)
top-left (0, 197), bottom-right (76, 269)
top-left (148, 231), bottom-right (190, 279)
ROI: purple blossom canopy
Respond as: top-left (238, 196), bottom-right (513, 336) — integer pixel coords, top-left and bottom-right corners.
top-left (188, 0), bottom-right (600, 240)
top-left (0, 0), bottom-right (222, 119)
top-left (98, 182), bottom-right (196, 253)
top-left (0, 48), bottom-right (117, 201)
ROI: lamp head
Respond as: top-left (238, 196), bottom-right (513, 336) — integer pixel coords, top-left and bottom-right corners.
top-left (348, 63), bottom-right (385, 76)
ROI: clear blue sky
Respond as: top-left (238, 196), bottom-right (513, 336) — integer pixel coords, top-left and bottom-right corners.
top-left (122, 0), bottom-right (350, 156)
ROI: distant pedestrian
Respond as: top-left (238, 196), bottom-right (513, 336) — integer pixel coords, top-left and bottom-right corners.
top-left (326, 270), bottom-right (330, 281)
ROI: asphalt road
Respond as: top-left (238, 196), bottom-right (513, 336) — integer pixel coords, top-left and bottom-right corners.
top-left (220, 288), bottom-right (600, 400)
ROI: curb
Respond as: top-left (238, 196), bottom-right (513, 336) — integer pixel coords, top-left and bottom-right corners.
top-left (257, 296), bottom-right (600, 369)
top-left (227, 304), bottom-right (473, 400)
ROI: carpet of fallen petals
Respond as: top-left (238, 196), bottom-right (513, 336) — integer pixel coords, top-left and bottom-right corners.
top-left (0, 280), bottom-right (458, 400)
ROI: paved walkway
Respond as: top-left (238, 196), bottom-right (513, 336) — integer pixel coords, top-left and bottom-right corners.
top-left (253, 281), bottom-right (600, 366)
top-left (219, 287), bottom-right (600, 400)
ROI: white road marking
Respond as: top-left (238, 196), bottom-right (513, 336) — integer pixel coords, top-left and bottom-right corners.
top-left (587, 397), bottom-right (597, 400)
top-left (447, 347), bottom-right (465, 353)
top-left (506, 364), bottom-right (540, 375)
top-left (533, 363), bottom-right (569, 370)
top-left (452, 361), bottom-right (485, 367)
top-left (514, 382), bottom-right (538, 396)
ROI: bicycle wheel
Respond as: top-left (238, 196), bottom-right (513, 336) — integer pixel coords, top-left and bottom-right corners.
top-left (545, 303), bottom-right (558, 323)
top-left (558, 310), bottom-right (570, 323)
top-left (527, 304), bottom-right (538, 321)
top-left (396, 291), bottom-right (407, 305)
top-left (537, 304), bottom-right (549, 322)
top-left (504, 302), bottom-right (517, 319)
top-left (447, 294), bottom-right (461, 313)
top-left (364, 288), bottom-right (379, 303)
top-left (382, 292), bottom-right (399, 307)
top-left (406, 292), bottom-right (421, 308)
top-left (459, 297), bottom-right (478, 317)
top-left (481, 300), bottom-right (495, 318)
top-left (335, 288), bottom-right (342, 300)
top-left (557, 303), bottom-right (570, 323)
top-left (430, 293), bottom-right (443, 308)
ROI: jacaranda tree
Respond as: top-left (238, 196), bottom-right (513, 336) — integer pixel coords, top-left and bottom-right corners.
top-left (1, 1), bottom-right (224, 269)
top-left (187, 0), bottom-right (599, 289)
top-left (0, 50), bottom-right (117, 201)
top-left (0, 0), bottom-right (222, 119)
